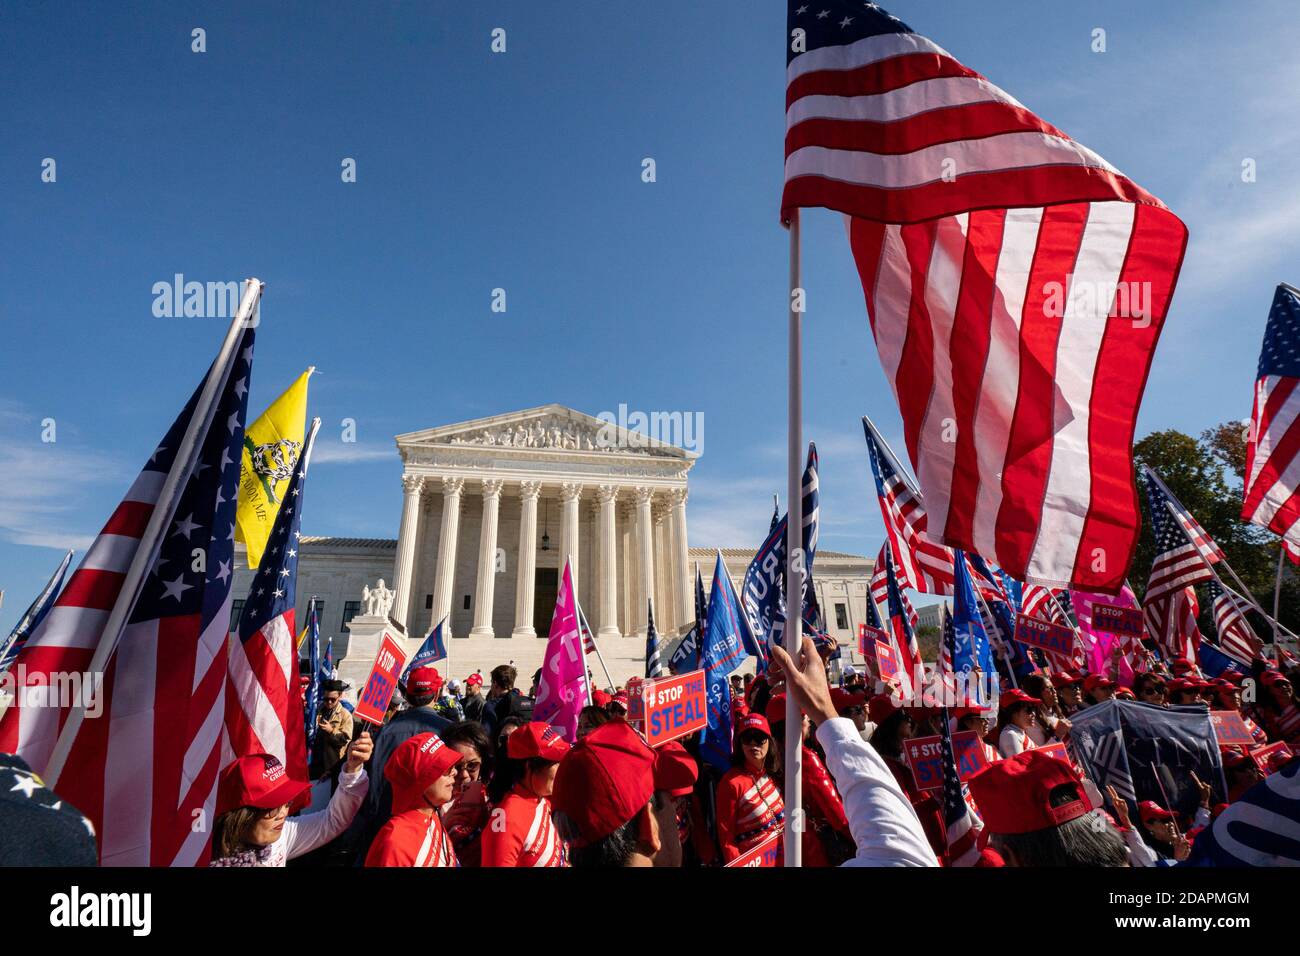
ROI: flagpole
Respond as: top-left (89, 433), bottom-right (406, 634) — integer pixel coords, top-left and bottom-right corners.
top-left (784, 208), bottom-right (803, 868)
top-left (1273, 549), bottom-right (1285, 645)
top-left (578, 594), bottom-right (615, 692)
top-left (44, 279), bottom-right (264, 790)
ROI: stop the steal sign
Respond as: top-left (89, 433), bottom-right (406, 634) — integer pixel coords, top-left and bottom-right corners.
top-left (626, 670), bottom-right (707, 747)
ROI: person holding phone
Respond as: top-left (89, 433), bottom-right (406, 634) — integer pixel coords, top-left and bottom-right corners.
top-left (439, 720), bottom-right (495, 866)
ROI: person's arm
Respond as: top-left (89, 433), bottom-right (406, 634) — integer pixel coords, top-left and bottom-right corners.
top-left (770, 637), bottom-right (937, 867)
top-left (1122, 826), bottom-right (1160, 866)
top-left (714, 775), bottom-right (741, 863)
top-left (282, 734), bottom-right (372, 860)
top-left (479, 803), bottom-right (523, 867)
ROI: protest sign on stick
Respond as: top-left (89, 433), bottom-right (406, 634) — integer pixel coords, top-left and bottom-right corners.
top-left (627, 669), bottom-right (707, 747)
top-left (354, 630), bottom-right (407, 726)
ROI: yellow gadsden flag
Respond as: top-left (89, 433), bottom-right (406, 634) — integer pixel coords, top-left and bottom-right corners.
top-left (236, 367), bottom-right (313, 568)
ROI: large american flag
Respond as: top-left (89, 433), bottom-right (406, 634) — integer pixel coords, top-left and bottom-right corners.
top-left (1244, 285), bottom-right (1300, 560)
top-left (225, 422), bottom-right (318, 786)
top-left (882, 546), bottom-right (922, 698)
top-left (1206, 580), bottom-right (1263, 664)
top-left (0, 322), bottom-right (256, 866)
top-left (785, 1), bottom-right (1187, 593)
top-left (937, 706), bottom-right (981, 866)
top-left (1142, 471), bottom-right (1209, 661)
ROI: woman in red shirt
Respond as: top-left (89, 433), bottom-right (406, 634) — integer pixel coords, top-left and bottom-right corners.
top-left (715, 713), bottom-right (784, 863)
top-left (365, 732), bottom-right (462, 867)
top-left (481, 721), bottom-right (570, 867)
top-left (765, 693), bottom-right (852, 866)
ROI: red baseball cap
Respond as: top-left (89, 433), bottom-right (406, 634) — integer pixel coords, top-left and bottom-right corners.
top-left (1262, 670), bottom-right (1291, 688)
top-left (216, 753), bottom-right (311, 817)
top-left (1050, 669), bottom-right (1085, 689)
top-left (506, 721), bottom-right (572, 762)
top-left (1168, 677), bottom-right (1201, 695)
top-left (868, 693), bottom-right (900, 726)
top-left (967, 749), bottom-right (1090, 835)
top-left (405, 666), bottom-right (443, 698)
top-left (610, 691), bottom-right (629, 710)
top-left (1137, 800), bottom-right (1175, 823)
top-left (465, 672), bottom-right (483, 687)
top-left (1170, 658), bottom-right (1197, 676)
top-left (830, 688), bottom-right (866, 714)
top-left (1115, 687), bottom-right (1136, 700)
top-left (738, 713), bottom-right (774, 738)
top-left (384, 732), bottom-right (462, 813)
top-left (764, 693), bottom-right (793, 726)
top-left (552, 721), bottom-right (657, 847)
top-left (592, 689), bottom-right (612, 707)
top-left (999, 688), bottom-right (1042, 710)
top-left (653, 741), bottom-right (698, 798)
top-left (1083, 674), bottom-right (1115, 694)
top-left (1222, 750), bottom-right (1252, 770)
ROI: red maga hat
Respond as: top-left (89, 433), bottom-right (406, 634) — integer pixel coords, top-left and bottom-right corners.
top-left (216, 753), bottom-right (310, 817)
top-left (653, 740), bottom-right (699, 798)
top-left (966, 749), bottom-right (1090, 835)
top-left (999, 688), bottom-right (1041, 710)
top-left (738, 713), bottom-right (774, 738)
top-left (1262, 670), bottom-right (1291, 687)
top-left (552, 721), bottom-right (656, 847)
top-left (1137, 800), bottom-right (1175, 823)
top-left (1050, 670), bottom-right (1085, 689)
top-left (829, 688), bottom-right (862, 714)
top-left (592, 689), bottom-right (612, 708)
top-left (868, 693), bottom-right (901, 726)
top-left (465, 672), bottom-right (483, 687)
top-left (507, 721), bottom-right (572, 762)
top-left (405, 666), bottom-right (443, 698)
top-left (1082, 674), bottom-right (1115, 694)
top-left (385, 732), bottom-right (463, 813)
top-left (765, 693), bottom-right (796, 726)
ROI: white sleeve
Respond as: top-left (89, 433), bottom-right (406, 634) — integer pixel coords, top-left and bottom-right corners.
top-left (281, 768), bottom-right (370, 860)
top-left (999, 725), bottom-right (1026, 758)
top-left (1123, 827), bottom-right (1159, 867)
top-left (815, 718), bottom-right (938, 868)
top-left (1192, 806), bottom-right (1211, 830)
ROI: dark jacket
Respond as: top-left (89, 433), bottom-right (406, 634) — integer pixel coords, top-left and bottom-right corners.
top-left (347, 706), bottom-right (452, 861)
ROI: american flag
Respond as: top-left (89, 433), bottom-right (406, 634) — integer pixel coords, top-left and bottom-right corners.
top-left (1021, 584), bottom-right (1069, 624)
top-left (785, 1), bottom-right (1187, 592)
top-left (578, 602), bottom-right (597, 656)
top-left (937, 707), bottom-right (981, 866)
top-left (882, 546), bottom-right (922, 698)
top-left (646, 599), bottom-right (665, 678)
top-left (226, 419), bottom-right (318, 789)
top-left (0, 548), bottom-right (73, 675)
top-left (1142, 471), bottom-right (1208, 661)
top-left (1245, 285), bottom-right (1300, 561)
top-left (0, 318), bottom-right (256, 866)
top-left (871, 542), bottom-right (917, 630)
top-left (1206, 580), bottom-right (1263, 664)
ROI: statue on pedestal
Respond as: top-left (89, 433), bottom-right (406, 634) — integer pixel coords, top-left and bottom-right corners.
top-left (361, 578), bottom-right (395, 618)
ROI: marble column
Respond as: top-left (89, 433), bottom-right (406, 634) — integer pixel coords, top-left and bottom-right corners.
top-left (596, 485), bottom-right (620, 638)
top-left (559, 481), bottom-right (583, 593)
top-left (653, 501), bottom-right (671, 632)
top-left (669, 488), bottom-right (691, 632)
top-left (619, 502), bottom-right (635, 637)
top-left (430, 476), bottom-right (465, 633)
top-left (470, 478), bottom-right (505, 638)
top-left (513, 480), bottom-right (541, 638)
top-left (633, 486), bottom-right (654, 637)
top-left (390, 474), bottom-right (424, 632)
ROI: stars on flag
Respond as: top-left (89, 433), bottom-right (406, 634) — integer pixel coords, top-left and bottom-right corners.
top-left (172, 513), bottom-right (200, 539)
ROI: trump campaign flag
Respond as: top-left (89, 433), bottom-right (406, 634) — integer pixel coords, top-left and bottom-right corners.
top-left (1186, 753), bottom-right (1300, 866)
top-left (783, 1), bottom-right (1187, 592)
top-left (948, 551), bottom-right (995, 704)
top-left (236, 367), bottom-right (313, 568)
top-left (534, 558), bottom-right (588, 742)
top-left (700, 551), bottom-right (749, 771)
top-left (741, 444), bottom-right (819, 672)
top-left (1244, 285), bottom-right (1300, 561)
top-left (226, 418), bottom-right (321, 786)
top-left (0, 285), bottom-right (262, 865)
top-left (401, 615), bottom-right (448, 684)
top-left (0, 548), bottom-right (73, 676)
top-left (303, 599), bottom-right (323, 749)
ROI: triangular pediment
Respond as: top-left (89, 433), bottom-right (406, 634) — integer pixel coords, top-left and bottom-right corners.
top-left (395, 405), bottom-right (697, 460)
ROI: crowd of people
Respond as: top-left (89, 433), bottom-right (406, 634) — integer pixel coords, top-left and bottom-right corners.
top-left (199, 630), bottom-right (1300, 869)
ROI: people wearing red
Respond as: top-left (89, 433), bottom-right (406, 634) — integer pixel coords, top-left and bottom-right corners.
top-left (765, 694), bottom-right (852, 866)
top-left (715, 713), bottom-right (784, 862)
top-left (365, 731), bottom-right (462, 867)
top-left (481, 721), bottom-right (570, 867)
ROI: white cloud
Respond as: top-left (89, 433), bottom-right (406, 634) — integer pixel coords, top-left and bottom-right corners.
top-left (309, 441), bottom-right (393, 465)
top-left (0, 437), bottom-right (126, 552)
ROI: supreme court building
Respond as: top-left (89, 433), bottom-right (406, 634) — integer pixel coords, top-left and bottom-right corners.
top-left (233, 405), bottom-right (876, 686)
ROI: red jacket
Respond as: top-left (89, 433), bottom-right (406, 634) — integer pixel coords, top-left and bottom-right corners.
top-left (716, 767), bottom-right (784, 862)
top-left (365, 810), bottom-right (458, 867)
top-left (800, 746), bottom-right (851, 867)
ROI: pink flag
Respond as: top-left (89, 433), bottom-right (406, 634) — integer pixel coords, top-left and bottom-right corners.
top-left (533, 559), bottom-right (589, 742)
top-left (1070, 585), bottom-right (1144, 687)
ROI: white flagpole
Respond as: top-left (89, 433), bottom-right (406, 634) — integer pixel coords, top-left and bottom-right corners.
top-left (45, 279), bottom-right (264, 789)
top-left (577, 592), bottom-right (615, 693)
top-left (784, 208), bottom-right (803, 868)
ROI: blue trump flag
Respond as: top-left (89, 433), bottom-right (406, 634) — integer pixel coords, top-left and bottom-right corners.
top-left (304, 600), bottom-right (323, 748)
top-left (1199, 638), bottom-right (1252, 679)
top-left (1069, 699), bottom-right (1225, 818)
top-left (699, 552), bottom-right (748, 772)
top-left (950, 551), bottom-right (995, 703)
top-left (669, 566), bottom-right (708, 674)
top-left (401, 616), bottom-right (448, 683)
top-left (1185, 756), bottom-right (1300, 866)
top-left (741, 444), bottom-right (819, 673)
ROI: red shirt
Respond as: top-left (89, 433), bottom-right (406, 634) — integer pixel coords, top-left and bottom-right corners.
top-left (480, 785), bottom-right (567, 868)
top-left (365, 810), bottom-right (459, 868)
top-left (716, 767), bottom-right (784, 862)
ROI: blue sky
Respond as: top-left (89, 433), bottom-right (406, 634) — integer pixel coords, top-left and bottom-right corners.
top-left (2, 0), bottom-right (1298, 632)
